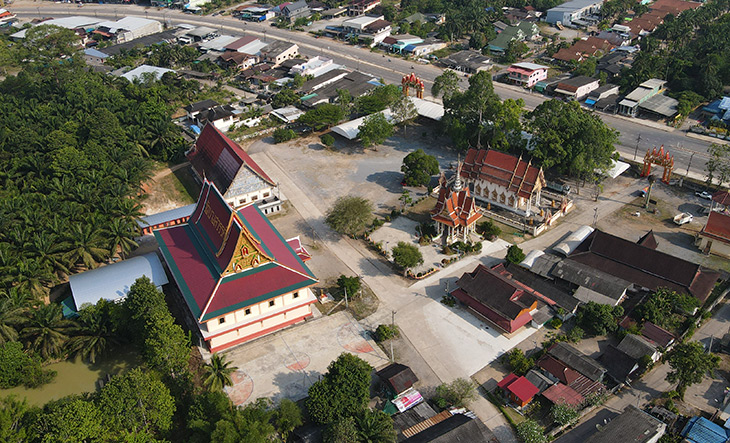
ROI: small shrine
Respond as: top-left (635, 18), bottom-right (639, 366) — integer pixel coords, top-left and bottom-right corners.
top-left (431, 165), bottom-right (482, 244)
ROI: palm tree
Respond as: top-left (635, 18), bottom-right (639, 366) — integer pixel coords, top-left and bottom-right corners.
top-left (11, 259), bottom-right (54, 299)
top-left (0, 297), bottom-right (26, 345)
top-left (64, 223), bottom-right (109, 270)
top-left (104, 218), bottom-right (139, 260)
top-left (23, 232), bottom-right (69, 280)
top-left (66, 305), bottom-right (120, 363)
top-left (356, 409), bottom-right (396, 443)
top-left (20, 303), bottom-right (76, 360)
top-left (203, 353), bottom-right (238, 391)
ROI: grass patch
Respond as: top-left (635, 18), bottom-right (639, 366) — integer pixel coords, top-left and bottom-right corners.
top-left (403, 195), bottom-right (437, 224)
top-left (487, 218), bottom-right (532, 244)
top-left (171, 167), bottom-right (200, 203)
top-left (504, 405), bottom-right (526, 425)
top-left (618, 196), bottom-right (675, 224)
top-left (317, 282), bottom-right (380, 320)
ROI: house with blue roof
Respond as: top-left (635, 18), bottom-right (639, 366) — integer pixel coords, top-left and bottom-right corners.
top-left (682, 416), bottom-right (730, 443)
top-left (702, 97), bottom-right (730, 124)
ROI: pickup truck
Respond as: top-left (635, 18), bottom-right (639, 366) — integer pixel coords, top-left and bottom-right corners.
top-left (673, 212), bottom-right (693, 225)
top-left (546, 181), bottom-right (571, 195)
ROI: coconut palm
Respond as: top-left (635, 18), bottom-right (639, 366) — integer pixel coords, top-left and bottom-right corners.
top-left (104, 218), bottom-right (139, 260)
top-left (20, 303), bottom-right (76, 360)
top-left (203, 353), bottom-right (238, 391)
top-left (64, 223), bottom-right (109, 270)
top-left (23, 232), bottom-right (70, 279)
top-left (66, 303), bottom-right (120, 364)
top-left (0, 297), bottom-right (26, 345)
top-left (356, 409), bottom-right (396, 443)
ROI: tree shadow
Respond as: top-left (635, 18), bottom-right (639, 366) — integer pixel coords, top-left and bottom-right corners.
top-left (366, 171), bottom-right (403, 194)
top-left (270, 369), bottom-right (322, 404)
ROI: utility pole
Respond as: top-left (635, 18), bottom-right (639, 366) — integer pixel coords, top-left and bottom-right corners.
top-left (391, 310), bottom-right (396, 329)
top-left (593, 207), bottom-right (598, 228)
top-left (634, 134), bottom-right (641, 161)
top-left (344, 287), bottom-right (349, 308)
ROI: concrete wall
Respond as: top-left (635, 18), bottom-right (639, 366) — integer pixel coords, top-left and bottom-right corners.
top-left (698, 235), bottom-right (730, 259)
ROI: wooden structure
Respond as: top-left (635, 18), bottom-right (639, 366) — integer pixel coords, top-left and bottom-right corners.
top-left (401, 72), bottom-right (424, 99)
top-left (641, 145), bottom-right (674, 184)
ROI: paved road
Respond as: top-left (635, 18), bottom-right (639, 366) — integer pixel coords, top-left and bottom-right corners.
top-left (9, 2), bottom-right (722, 178)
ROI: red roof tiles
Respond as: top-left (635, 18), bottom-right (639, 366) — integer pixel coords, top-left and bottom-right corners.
top-left (187, 123), bottom-right (275, 196)
top-left (499, 373), bottom-right (539, 403)
top-left (553, 37), bottom-right (614, 62)
top-left (431, 184), bottom-right (482, 228)
top-left (713, 190), bottom-right (730, 206)
top-left (641, 321), bottom-right (675, 348)
top-left (702, 211), bottom-right (730, 244)
top-left (542, 383), bottom-right (584, 406)
top-left (460, 149), bottom-right (545, 200)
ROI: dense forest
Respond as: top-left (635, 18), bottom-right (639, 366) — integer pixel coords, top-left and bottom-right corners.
top-left (0, 25), bottom-right (205, 304)
top-left (619, 0), bottom-right (730, 99)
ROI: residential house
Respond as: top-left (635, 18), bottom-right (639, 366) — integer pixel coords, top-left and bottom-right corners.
top-left (289, 56), bottom-right (333, 76)
top-left (641, 321), bottom-right (676, 349)
top-left (322, 7), bottom-right (348, 18)
top-left (599, 345), bottom-right (639, 383)
top-left (697, 211), bottom-right (730, 258)
top-left (404, 39), bottom-right (447, 57)
top-left (260, 41), bottom-right (299, 66)
top-left (618, 78), bottom-right (667, 117)
top-left (83, 48), bottom-right (110, 65)
top-left (566, 229), bottom-right (720, 303)
top-left (155, 179), bottom-right (317, 352)
top-left (348, 0), bottom-right (380, 16)
top-left (546, 0), bottom-right (604, 25)
top-left (585, 405), bottom-right (666, 443)
top-left (534, 73), bottom-right (572, 94)
top-left (380, 34), bottom-right (422, 53)
top-left (537, 354), bottom-right (605, 397)
top-left (220, 51), bottom-right (258, 71)
top-left (376, 363), bottom-right (419, 396)
top-left (618, 333), bottom-right (661, 362)
top-left (526, 369), bottom-right (555, 394)
top-left (452, 263), bottom-right (557, 334)
top-left (185, 99), bottom-right (220, 121)
top-left (187, 123), bottom-right (281, 213)
top-left (280, 0), bottom-right (310, 22)
top-left (300, 70), bottom-right (377, 108)
top-left (195, 105), bottom-right (237, 132)
top-left (701, 97), bottom-right (730, 125)
top-left (439, 50), bottom-right (491, 73)
top-left (597, 52), bottom-right (632, 79)
top-left (542, 383), bottom-right (584, 407)
top-left (342, 15), bottom-right (391, 46)
top-left (553, 75), bottom-right (599, 100)
top-left (498, 373), bottom-right (540, 407)
top-left (548, 342), bottom-right (606, 382)
top-left (585, 84), bottom-right (620, 111)
top-left (401, 413), bottom-right (498, 442)
top-left (553, 36), bottom-right (614, 63)
top-left (224, 36), bottom-right (262, 54)
top-left (431, 171), bottom-right (482, 244)
top-left (507, 62), bottom-right (549, 88)
top-left (681, 416), bottom-right (730, 443)
top-left (487, 21), bottom-right (540, 54)
top-left (460, 148), bottom-right (546, 216)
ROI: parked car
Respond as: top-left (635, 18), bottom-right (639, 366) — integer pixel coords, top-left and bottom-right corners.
top-left (673, 212), bottom-right (693, 225)
top-left (696, 191), bottom-right (713, 200)
top-left (546, 181), bottom-right (571, 195)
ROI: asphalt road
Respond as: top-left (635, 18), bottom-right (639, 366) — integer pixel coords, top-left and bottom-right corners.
top-left (9, 2), bottom-right (720, 177)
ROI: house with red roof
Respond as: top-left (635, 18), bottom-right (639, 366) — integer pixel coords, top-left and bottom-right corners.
top-left (431, 167), bottom-right (482, 244)
top-left (498, 373), bottom-right (539, 408)
top-left (452, 263), bottom-right (556, 334)
top-left (155, 180), bottom-right (318, 352)
top-left (507, 62), bottom-right (548, 88)
top-left (187, 123), bottom-right (281, 213)
top-left (697, 211), bottom-right (730, 258)
top-left (542, 383), bottom-right (584, 407)
top-left (460, 148), bottom-right (546, 216)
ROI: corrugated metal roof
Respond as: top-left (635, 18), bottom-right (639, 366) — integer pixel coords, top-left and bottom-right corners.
top-left (139, 204), bottom-right (196, 229)
top-left (69, 253), bottom-right (168, 310)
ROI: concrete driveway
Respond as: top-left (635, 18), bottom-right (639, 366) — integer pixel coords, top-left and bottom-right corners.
top-left (222, 311), bottom-right (388, 406)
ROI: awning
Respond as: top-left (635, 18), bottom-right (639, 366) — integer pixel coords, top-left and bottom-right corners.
top-left (585, 98), bottom-right (596, 106)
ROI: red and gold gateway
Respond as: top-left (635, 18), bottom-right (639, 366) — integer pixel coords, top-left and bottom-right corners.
top-left (155, 179), bottom-right (318, 352)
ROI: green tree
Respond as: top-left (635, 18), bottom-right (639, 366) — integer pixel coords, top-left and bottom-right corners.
top-left (273, 128), bottom-right (297, 144)
top-left (476, 219), bottom-right (501, 240)
top-left (275, 398), bottom-right (303, 442)
top-left (64, 224), bottom-right (109, 271)
top-left (390, 96), bottom-right (418, 136)
top-left (505, 244), bottom-right (525, 264)
top-left (638, 288), bottom-right (699, 327)
top-left (516, 419), bottom-right (547, 443)
top-left (307, 353), bottom-right (373, 424)
top-left (337, 275), bottom-right (361, 298)
top-left (324, 416), bottom-right (359, 443)
top-left (299, 104), bottom-right (346, 131)
top-left (358, 113), bottom-right (394, 147)
top-left (99, 369), bottom-right (175, 435)
top-left (321, 133), bottom-right (336, 147)
top-left (0, 396), bottom-right (39, 442)
top-left (355, 85), bottom-right (401, 114)
top-left (551, 403), bottom-right (579, 426)
top-left (526, 99), bottom-right (619, 177)
top-left (576, 302), bottom-right (623, 336)
top-left (337, 89), bottom-right (353, 113)
top-left (104, 218), bottom-right (139, 260)
top-left (272, 89), bottom-right (301, 108)
top-left (40, 397), bottom-right (107, 443)
top-left (391, 242), bottom-right (424, 273)
top-left (566, 326), bottom-right (584, 343)
top-left (0, 341), bottom-right (54, 389)
top-left (326, 196), bottom-right (374, 236)
top-left (705, 143), bottom-right (730, 187)
top-left (505, 348), bottom-right (533, 376)
top-left (204, 353), bottom-right (238, 391)
top-left (209, 398), bottom-right (276, 443)
top-left (356, 409), bottom-right (396, 443)
top-left (0, 297), bottom-right (25, 345)
top-left (573, 57), bottom-right (597, 77)
top-left (401, 149), bottom-right (439, 187)
top-left (503, 40), bottom-right (529, 63)
top-left (432, 69), bottom-right (460, 100)
top-left (66, 299), bottom-right (121, 364)
top-left (666, 342), bottom-right (721, 399)
top-left (433, 378), bottom-right (476, 409)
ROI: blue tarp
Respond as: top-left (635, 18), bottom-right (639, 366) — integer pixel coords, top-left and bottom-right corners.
top-left (585, 98), bottom-right (597, 106)
top-left (682, 416), bottom-right (730, 443)
top-left (190, 124), bottom-right (201, 135)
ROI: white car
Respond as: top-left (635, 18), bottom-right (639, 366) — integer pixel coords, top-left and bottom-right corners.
top-left (673, 212), bottom-right (694, 225)
top-left (696, 191), bottom-right (713, 200)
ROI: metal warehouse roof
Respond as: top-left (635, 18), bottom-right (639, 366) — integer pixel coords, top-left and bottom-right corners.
top-left (69, 253), bottom-right (168, 310)
top-left (138, 204), bottom-right (196, 229)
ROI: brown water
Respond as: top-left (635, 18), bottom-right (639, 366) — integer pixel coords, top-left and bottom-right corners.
top-left (0, 348), bottom-right (141, 406)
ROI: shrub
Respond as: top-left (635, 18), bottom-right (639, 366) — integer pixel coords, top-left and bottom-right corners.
top-left (550, 318), bottom-right (563, 329)
top-left (273, 128), bottom-right (296, 143)
top-left (433, 378), bottom-right (476, 409)
top-left (566, 326), bottom-right (584, 343)
top-left (505, 244), bottom-right (525, 264)
top-left (441, 295), bottom-right (456, 307)
top-left (505, 348), bottom-right (534, 376)
top-left (321, 133), bottom-right (335, 147)
top-left (516, 420), bottom-right (547, 443)
top-left (337, 275), bottom-right (361, 299)
top-left (0, 342), bottom-right (56, 389)
top-left (477, 219), bottom-right (502, 240)
top-left (374, 324), bottom-right (399, 342)
top-left (551, 403), bottom-right (579, 426)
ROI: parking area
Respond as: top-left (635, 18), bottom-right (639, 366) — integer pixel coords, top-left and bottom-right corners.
top-left (222, 311), bottom-right (389, 406)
